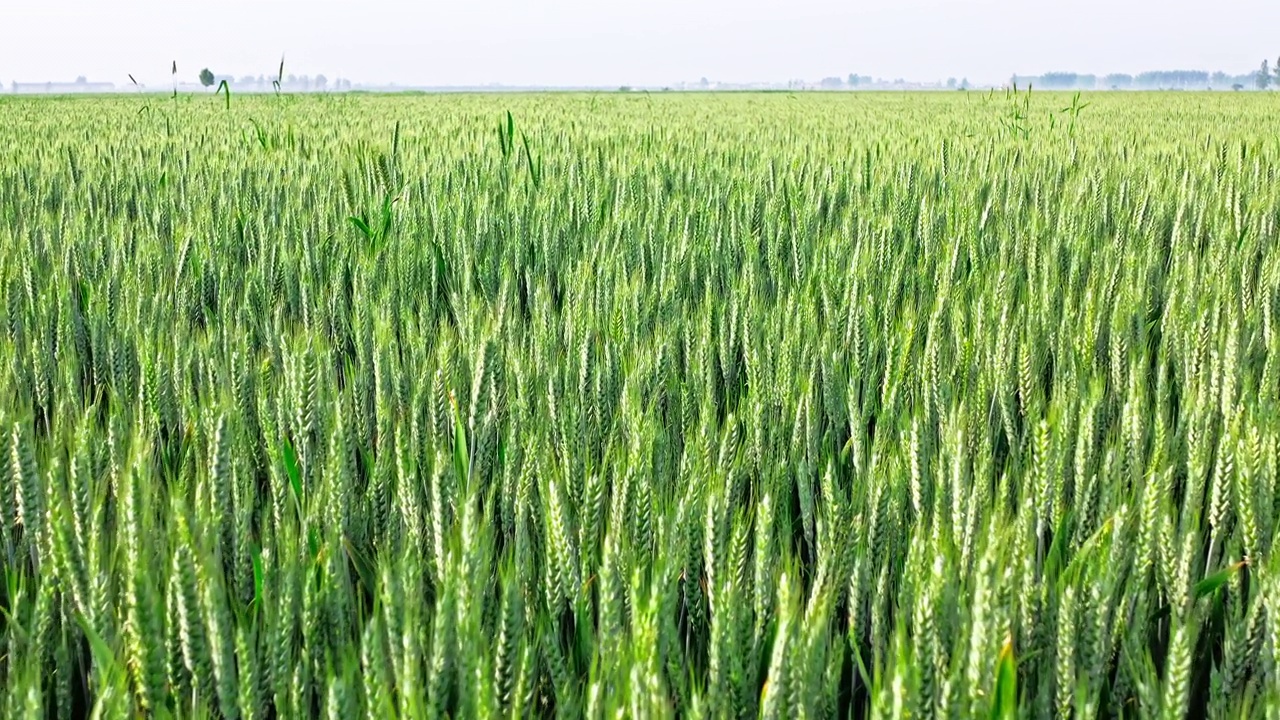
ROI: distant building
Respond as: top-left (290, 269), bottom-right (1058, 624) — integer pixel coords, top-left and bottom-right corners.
top-left (11, 78), bottom-right (115, 94)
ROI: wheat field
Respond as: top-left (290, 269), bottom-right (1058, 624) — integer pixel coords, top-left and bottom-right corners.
top-left (1, 90), bottom-right (1279, 718)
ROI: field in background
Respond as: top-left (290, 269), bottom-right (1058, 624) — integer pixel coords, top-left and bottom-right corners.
top-left (1, 92), bottom-right (1279, 717)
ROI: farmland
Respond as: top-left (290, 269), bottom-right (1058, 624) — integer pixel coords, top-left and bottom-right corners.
top-left (1, 91), bottom-right (1279, 717)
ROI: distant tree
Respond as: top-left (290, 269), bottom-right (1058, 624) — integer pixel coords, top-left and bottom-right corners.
top-left (1274, 56), bottom-right (1280, 84)
top-left (199, 68), bottom-right (215, 88)
top-left (1135, 71), bottom-right (1206, 89)
top-left (946, 77), bottom-right (957, 88)
top-left (1104, 73), bottom-right (1132, 89)
top-left (1039, 72), bottom-right (1079, 89)
top-left (847, 74), bottom-right (860, 87)
top-left (961, 77), bottom-right (970, 89)
top-left (315, 74), bottom-right (328, 91)
top-left (1258, 60), bottom-right (1271, 89)
top-left (1233, 83), bottom-right (1245, 91)
top-left (239, 75), bottom-right (256, 86)
top-left (75, 76), bottom-right (87, 84)
top-left (819, 77), bottom-right (843, 89)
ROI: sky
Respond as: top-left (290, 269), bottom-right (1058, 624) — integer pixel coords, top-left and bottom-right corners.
top-left (2, 0), bottom-right (1278, 88)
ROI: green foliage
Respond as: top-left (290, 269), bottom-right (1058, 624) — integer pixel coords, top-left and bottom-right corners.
top-left (0, 91), bottom-right (1279, 718)
top-left (216, 80), bottom-right (231, 110)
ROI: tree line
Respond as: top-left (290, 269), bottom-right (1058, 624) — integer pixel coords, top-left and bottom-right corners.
top-left (1009, 70), bottom-right (1264, 91)
top-left (198, 68), bottom-right (352, 92)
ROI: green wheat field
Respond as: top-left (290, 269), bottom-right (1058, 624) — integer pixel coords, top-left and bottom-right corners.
top-left (2, 91), bottom-right (1279, 718)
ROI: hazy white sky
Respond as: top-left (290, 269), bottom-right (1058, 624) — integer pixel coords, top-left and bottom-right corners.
top-left (2, 0), bottom-right (1278, 87)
